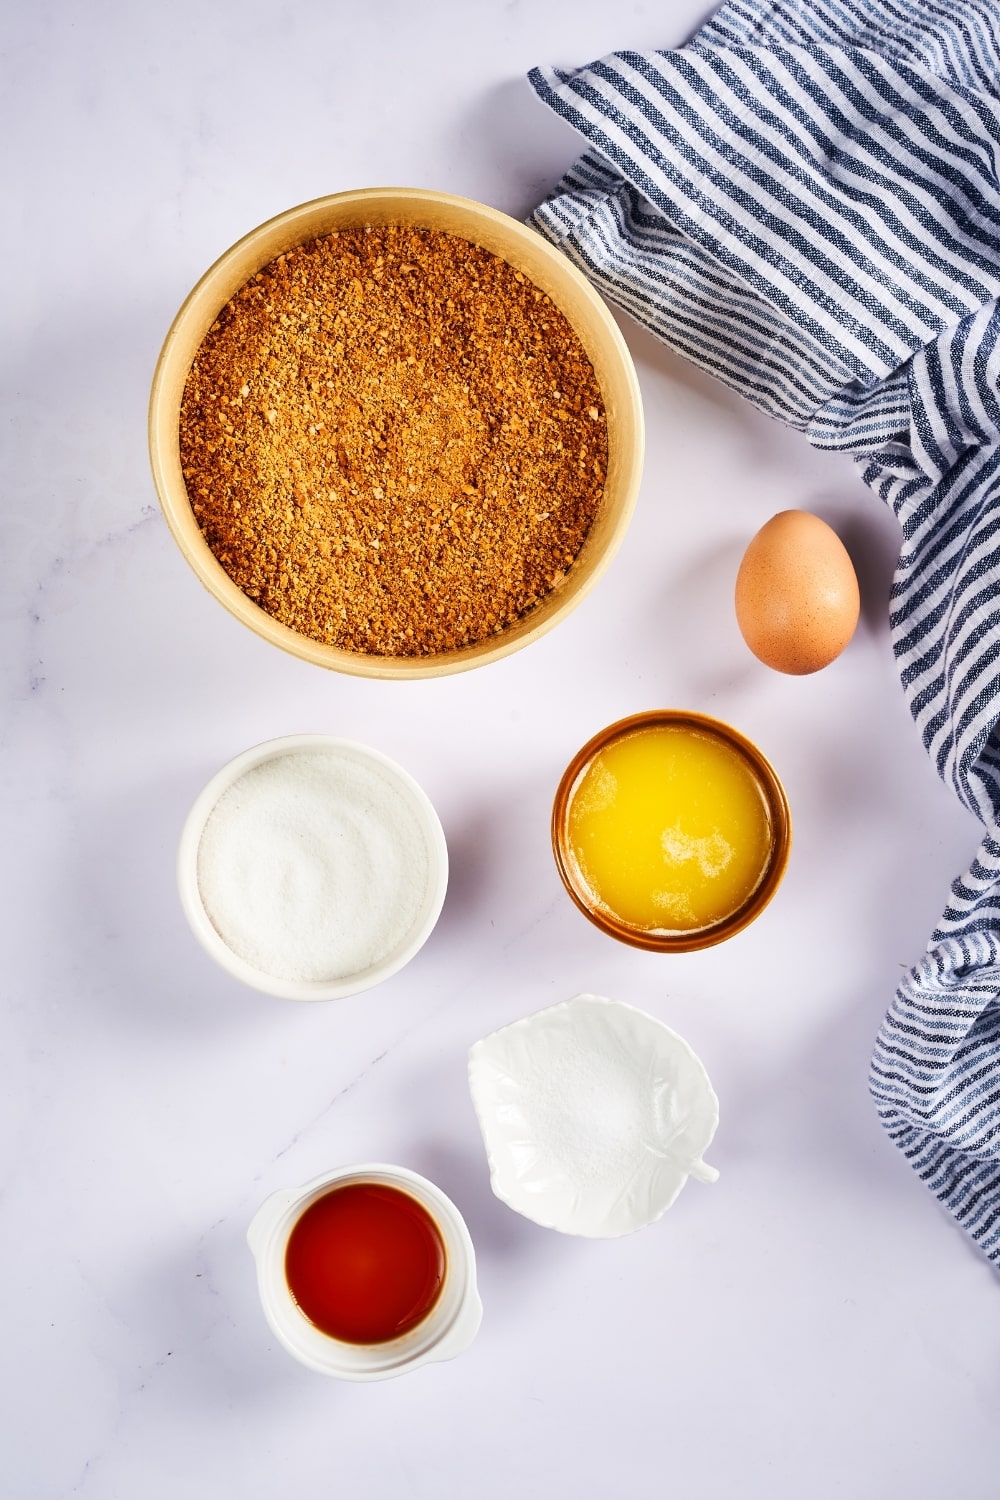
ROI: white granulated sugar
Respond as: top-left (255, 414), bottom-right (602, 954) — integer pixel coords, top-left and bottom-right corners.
top-left (512, 1030), bottom-right (671, 1193)
top-left (196, 749), bottom-right (431, 983)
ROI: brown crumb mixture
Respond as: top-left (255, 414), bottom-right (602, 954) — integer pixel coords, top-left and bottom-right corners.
top-left (179, 225), bottom-right (608, 656)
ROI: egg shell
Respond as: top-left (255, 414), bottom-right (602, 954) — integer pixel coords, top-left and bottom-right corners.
top-left (734, 510), bottom-right (860, 675)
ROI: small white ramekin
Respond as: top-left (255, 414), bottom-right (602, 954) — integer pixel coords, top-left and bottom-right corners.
top-left (178, 734), bottom-right (448, 1001)
top-left (247, 1163), bottom-right (483, 1380)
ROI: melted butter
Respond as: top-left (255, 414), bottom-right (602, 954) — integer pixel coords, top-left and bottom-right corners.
top-left (566, 725), bottom-right (773, 932)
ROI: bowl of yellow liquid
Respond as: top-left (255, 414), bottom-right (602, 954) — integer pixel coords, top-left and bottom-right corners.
top-left (552, 711), bottom-right (791, 952)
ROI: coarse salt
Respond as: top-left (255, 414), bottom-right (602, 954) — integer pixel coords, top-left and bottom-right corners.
top-left (195, 748), bottom-right (433, 983)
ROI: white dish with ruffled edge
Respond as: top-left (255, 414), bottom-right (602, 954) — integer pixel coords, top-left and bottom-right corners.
top-left (468, 994), bottom-right (719, 1238)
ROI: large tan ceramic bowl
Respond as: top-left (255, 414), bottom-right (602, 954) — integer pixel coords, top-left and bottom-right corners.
top-left (149, 187), bottom-right (645, 679)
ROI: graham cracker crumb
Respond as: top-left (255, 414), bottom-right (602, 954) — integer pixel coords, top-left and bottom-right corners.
top-left (179, 225), bottom-right (608, 657)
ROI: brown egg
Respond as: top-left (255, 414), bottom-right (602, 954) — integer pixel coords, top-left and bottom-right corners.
top-left (734, 510), bottom-right (860, 675)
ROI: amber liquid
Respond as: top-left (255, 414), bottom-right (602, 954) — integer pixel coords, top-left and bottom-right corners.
top-left (284, 1182), bottom-right (447, 1345)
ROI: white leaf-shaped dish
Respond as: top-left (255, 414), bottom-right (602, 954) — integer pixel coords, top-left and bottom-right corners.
top-left (468, 994), bottom-right (719, 1237)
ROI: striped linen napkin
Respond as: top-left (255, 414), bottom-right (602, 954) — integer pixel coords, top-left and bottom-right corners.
top-left (528, 0), bottom-right (1000, 1266)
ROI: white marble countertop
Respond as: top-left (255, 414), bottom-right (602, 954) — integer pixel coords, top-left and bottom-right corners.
top-left (5, 2), bottom-right (999, 1496)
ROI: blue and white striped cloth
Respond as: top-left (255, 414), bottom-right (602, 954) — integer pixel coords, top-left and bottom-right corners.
top-left (529, 0), bottom-right (1000, 1266)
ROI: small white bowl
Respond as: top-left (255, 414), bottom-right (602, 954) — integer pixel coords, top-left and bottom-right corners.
top-left (178, 735), bottom-right (448, 1000)
top-left (468, 994), bottom-right (719, 1238)
top-left (247, 1163), bottom-right (483, 1381)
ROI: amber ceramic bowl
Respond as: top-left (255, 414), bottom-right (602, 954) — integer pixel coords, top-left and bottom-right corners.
top-left (148, 187), bottom-right (644, 679)
top-left (552, 711), bottom-right (791, 954)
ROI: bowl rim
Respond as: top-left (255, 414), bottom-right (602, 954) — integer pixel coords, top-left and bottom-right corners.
top-left (551, 710), bottom-right (791, 953)
top-left (148, 185), bottom-right (645, 679)
top-left (177, 733), bottom-right (449, 1000)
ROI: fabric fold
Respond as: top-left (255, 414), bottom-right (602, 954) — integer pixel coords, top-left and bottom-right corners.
top-left (529, 0), bottom-right (1000, 1265)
